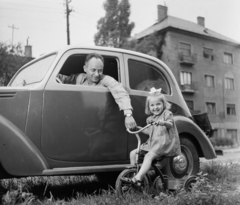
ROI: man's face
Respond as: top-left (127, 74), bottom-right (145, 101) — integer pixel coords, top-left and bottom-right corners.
top-left (84, 57), bottom-right (104, 84)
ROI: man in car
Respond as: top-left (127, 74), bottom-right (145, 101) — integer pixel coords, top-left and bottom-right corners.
top-left (58, 53), bottom-right (136, 130)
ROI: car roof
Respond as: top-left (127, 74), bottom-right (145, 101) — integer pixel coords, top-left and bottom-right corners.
top-left (51, 45), bottom-right (159, 61)
top-left (19, 45), bottom-right (178, 88)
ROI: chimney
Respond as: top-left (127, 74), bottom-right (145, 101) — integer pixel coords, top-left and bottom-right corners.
top-left (25, 45), bottom-right (32, 58)
top-left (197, 16), bottom-right (205, 27)
top-left (24, 37), bottom-right (32, 58)
top-left (157, 5), bottom-right (168, 22)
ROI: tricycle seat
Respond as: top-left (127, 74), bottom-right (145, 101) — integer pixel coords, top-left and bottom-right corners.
top-left (138, 149), bottom-right (176, 164)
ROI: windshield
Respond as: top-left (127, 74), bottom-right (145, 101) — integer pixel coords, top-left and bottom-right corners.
top-left (10, 54), bottom-right (56, 87)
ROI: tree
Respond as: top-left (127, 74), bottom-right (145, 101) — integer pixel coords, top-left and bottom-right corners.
top-left (122, 32), bottom-right (166, 59)
top-left (94, 0), bottom-right (135, 48)
top-left (0, 42), bottom-right (31, 86)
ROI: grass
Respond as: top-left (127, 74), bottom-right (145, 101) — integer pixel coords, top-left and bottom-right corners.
top-left (202, 161), bottom-right (240, 182)
top-left (1, 161), bottom-right (240, 204)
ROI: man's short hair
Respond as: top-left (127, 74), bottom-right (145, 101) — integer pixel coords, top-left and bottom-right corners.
top-left (85, 53), bottom-right (104, 64)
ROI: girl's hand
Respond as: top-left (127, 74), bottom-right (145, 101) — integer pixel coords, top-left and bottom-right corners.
top-left (157, 120), bottom-right (165, 126)
top-left (147, 119), bottom-right (153, 124)
top-left (159, 120), bottom-right (173, 128)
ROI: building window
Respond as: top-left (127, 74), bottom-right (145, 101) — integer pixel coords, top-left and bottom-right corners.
top-left (223, 52), bottom-right (233, 64)
top-left (225, 78), bottom-right (234, 90)
top-left (180, 72), bottom-right (191, 85)
top-left (212, 129), bottom-right (218, 138)
top-left (203, 48), bottom-right (214, 60)
top-left (185, 100), bottom-right (194, 110)
top-left (227, 104), bottom-right (236, 115)
top-left (204, 75), bottom-right (214, 87)
top-left (179, 42), bottom-right (191, 56)
top-left (227, 129), bottom-right (238, 145)
top-left (206, 102), bottom-right (216, 114)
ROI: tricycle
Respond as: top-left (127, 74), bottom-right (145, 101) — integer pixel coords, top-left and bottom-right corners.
top-left (115, 122), bottom-right (197, 197)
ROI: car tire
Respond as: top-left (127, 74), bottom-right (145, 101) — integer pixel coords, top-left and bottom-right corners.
top-left (163, 137), bottom-right (199, 178)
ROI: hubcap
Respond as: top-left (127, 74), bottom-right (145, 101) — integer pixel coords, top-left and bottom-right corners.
top-left (171, 145), bottom-right (194, 176)
top-left (172, 154), bottom-right (187, 174)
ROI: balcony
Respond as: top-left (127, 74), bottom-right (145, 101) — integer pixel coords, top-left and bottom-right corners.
top-left (181, 84), bottom-right (196, 94)
top-left (178, 53), bottom-right (197, 65)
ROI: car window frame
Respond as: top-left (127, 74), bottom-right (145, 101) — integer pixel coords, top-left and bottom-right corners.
top-left (123, 54), bottom-right (172, 96)
top-left (46, 49), bottom-right (125, 91)
top-left (9, 54), bottom-right (57, 87)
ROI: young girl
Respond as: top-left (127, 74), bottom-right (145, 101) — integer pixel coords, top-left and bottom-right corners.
top-left (121, 87), bottom-right (181, 186)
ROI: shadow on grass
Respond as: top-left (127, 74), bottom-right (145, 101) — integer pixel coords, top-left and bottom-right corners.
top-left (0, 172), bottom-right (120, 201)
top-left (33, 177), bottom-right (116, 200)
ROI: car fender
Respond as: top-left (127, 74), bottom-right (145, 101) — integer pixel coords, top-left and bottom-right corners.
top-left (0, 114), bottom-right (49, 176)
top-left (174, 115), bottom-right (217, 159)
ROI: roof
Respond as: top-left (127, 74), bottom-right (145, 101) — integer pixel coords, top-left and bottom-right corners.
top-left (133, 15), bottom-right (239, 44)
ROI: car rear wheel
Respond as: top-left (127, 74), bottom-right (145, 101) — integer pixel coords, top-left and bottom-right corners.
top-left (163, 137), bottom-right (199, 178)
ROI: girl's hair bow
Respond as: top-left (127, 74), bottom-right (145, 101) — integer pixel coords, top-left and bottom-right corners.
top-left (149, 87), bottom-right (162, 95)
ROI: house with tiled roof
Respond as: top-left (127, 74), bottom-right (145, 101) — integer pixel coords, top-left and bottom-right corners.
top-left (133, 5), bottom-right (240, 145)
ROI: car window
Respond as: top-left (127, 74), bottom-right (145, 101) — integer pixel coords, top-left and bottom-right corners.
top-left (58, 54), bottom-right (119, 83)
top-left (128, 59), bottom-right (170, 94)
top-left (10, 54), bottom-right (56, 87)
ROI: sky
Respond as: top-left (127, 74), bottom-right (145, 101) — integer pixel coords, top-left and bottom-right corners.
top-left (0, 0), bottom-right (240, 58)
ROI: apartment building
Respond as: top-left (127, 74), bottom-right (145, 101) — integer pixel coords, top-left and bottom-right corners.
top-left (133, 5), bottom-right (240, 144)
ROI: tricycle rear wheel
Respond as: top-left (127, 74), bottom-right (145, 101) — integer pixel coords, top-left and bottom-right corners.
top-left (183, 175), bottom-right (197, 191)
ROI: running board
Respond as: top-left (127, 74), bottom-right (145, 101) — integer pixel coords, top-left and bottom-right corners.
top-left (42, 164), bottom-right (129, 176)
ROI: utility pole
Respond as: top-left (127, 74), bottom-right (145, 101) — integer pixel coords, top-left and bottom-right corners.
top-left (8, 24), bottom-right (19, 48)
top-left (65, 0), bottom-right (72, 45)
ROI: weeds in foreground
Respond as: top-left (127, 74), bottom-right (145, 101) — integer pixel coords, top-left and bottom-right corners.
top-left (156, 172), bottom-right (240, 205)
top-left (201, 160), bottom-right (240, 191)
top-left (1, 162), bottom-right (240, 204)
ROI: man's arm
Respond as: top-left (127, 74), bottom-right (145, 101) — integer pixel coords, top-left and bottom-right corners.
top-left (57, 73), bottom-right (78, 84)
top-left (101, 75), bottom-right (136, 130)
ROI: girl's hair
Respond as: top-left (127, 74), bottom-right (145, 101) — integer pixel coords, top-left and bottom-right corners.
top-left (145, 93), bottom-right (171, 115)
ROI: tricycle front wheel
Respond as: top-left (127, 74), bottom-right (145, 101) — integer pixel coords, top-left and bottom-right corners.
top-left (115, 168), bottom-right (150, 197)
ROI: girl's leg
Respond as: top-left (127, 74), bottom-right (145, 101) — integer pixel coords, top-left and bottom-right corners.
top-left (130, 149), bottom-right (137, 165)
top-left (134, 151), bottom-right (158, 181)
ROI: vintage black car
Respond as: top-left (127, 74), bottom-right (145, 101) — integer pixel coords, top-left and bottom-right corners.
top-left (0, 46), bottom-right (216, 179)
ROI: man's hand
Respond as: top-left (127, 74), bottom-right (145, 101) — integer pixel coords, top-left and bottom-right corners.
top-left (125, 116), bottom-right (137, 130)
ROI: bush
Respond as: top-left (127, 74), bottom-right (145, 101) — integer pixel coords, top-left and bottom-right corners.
top-left (210, 136), bottom-right (234, 147)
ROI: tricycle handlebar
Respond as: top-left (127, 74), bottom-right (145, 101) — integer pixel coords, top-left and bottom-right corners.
top-left (126, 122), bottom-right (156, 166)
top-left (126, 122), bottom-right (156, 134)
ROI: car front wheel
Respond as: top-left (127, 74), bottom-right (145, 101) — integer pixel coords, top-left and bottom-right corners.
top-left (163, 137), bottom-right (199, 178)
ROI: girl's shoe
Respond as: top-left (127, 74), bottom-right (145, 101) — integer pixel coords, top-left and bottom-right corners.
top-left (120, 177), bottom-right (142, 187)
